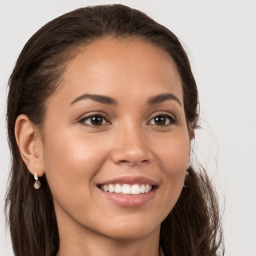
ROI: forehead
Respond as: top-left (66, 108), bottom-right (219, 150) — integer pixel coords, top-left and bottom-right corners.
top-left (49, 37), bottom-right (183, 106)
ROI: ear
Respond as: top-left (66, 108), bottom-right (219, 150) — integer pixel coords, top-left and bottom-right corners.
top-left (189, 129), bottom-right (195, 140)
top-left (188, 125), bottom-right (195, 169)
top-left (188, 120), bottom-right (196, 140)
top-left (15, 114), bottom-right (44, 177)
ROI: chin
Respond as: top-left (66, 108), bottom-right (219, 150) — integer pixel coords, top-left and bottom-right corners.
top-left (103, 226), bottom-right (160, 241)
top-left (95, 215), bottom-right (161, 241)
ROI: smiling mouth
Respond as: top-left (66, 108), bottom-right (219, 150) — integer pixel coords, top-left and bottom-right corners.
top-left (97, 184), bottom-right (157, 195)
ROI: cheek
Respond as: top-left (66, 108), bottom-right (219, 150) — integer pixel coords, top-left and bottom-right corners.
top-left (41, 128), bottom-right (109, 198)
top-left (153, 130), bottom-right (190, 212)
top-left (155, 130), bottom-right (190, 175)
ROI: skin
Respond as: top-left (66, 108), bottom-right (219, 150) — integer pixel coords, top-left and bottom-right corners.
top-left (15, 37), bottom-right (191, 256)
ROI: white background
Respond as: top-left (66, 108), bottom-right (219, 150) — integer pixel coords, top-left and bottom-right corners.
top-left (0, 1), bottom-right (255, 255)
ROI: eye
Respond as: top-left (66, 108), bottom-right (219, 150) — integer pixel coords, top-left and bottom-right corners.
top-left (148, 114), bottom-right (176, 126)
top-left (79, 114), bottom-right (110, 127)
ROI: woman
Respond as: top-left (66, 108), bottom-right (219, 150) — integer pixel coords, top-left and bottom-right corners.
top-left (5, 4), bottom-right (224, 256)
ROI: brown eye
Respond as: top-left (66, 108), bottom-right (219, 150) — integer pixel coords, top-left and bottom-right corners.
top-left (154, 115), bottom-right (167, 125)
top-left (148, 114), bottom-right (176, 126)
top-left (90, 115), bottom-right (104, 125)
top-left (80, 114), bottom-right (109, 126)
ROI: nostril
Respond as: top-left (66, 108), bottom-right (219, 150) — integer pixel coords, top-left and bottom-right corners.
top-left (118, 159), bottom-right (148, 166)
top-left (119, 160), bottom-right (132, 164)
top-left (111, 145), bottom-right (152, 166)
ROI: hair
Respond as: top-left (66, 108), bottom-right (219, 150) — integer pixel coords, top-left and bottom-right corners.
top-left (6, 4), bottom-right (224, 256)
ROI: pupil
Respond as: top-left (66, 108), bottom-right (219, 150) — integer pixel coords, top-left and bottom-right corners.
top-left (155, 115), bottom-right (166, 125)
top-left (91, 116), bottom-right (103, 125)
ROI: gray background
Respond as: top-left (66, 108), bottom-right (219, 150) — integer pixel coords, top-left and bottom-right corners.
top-left (1, 0), bottom-right (256, 255)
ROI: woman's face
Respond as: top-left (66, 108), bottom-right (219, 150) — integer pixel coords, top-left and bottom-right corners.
top-left (40, 38), bottom-right (190, 240)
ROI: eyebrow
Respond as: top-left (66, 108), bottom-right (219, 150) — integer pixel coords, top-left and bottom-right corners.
top-left (147, 93), bottom-right (182, 106)
top-left (70, 93), bottom-right (182, 106)
top-left (70, 94), bottom-right (118, 106)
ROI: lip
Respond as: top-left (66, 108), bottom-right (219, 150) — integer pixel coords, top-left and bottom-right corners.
top-left (99, 188), bottom-right (157, 207)
top-left (97, 175), bottom-right (159, 207)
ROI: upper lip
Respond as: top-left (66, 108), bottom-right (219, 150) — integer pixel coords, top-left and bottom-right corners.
top-left (98, 176), bottom-right (159, 186)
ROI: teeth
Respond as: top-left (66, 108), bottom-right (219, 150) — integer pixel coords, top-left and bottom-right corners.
top-left (109, 184), bottom-right (114, 193)
top-left (131, 184), bottom-right (140, 195)
top-left (100, 184), bottom-right (153, 194)
top-left (114, 184), bottom-right (122, 193)
top-left (122, 184), bottom-right (131, 194)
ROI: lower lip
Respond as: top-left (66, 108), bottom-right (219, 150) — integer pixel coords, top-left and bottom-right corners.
top-left (99, 188), bottom-right (156, 207)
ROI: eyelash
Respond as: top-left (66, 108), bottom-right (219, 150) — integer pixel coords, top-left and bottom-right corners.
top-left (78, 112), bottom-right (176, 127)
top-left (78, 112), bottom-right (110, 127)
top-left (147, 112), bottom-right (176, 126)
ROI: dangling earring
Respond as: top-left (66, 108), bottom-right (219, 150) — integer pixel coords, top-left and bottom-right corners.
top-left (34, 173), bottom-right (41, 189)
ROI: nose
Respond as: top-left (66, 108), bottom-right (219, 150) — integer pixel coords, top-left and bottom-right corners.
top-left (110, 124), bottom-right (152, 166)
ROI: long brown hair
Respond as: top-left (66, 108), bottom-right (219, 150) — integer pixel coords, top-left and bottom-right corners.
top-left (6, 4), bottom-right (224, 256)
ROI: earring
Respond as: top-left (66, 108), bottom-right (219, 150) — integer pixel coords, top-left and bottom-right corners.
top-left (34, 173), bottom-right (41, 189)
